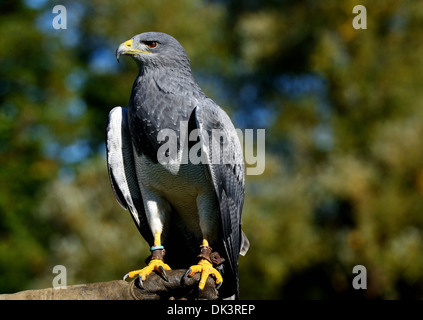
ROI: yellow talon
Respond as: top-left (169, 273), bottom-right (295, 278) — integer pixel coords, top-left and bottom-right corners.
top-left (123, 232), bottom-right (171, 286)
top-left (125, 259), bottom-right (171, 282)
top-left (187, 258), bottom-right (223, 290)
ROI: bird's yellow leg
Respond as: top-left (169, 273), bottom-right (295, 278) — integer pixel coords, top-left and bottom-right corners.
top-left (123, 231), bottom-right (171, 285)
top-left (154, 231), bottom-right (161, 246)
top-left (184, 239), bottom-right (223, 290)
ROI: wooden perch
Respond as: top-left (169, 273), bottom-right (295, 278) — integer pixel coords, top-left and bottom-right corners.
top-left (0, 269), bottom-right (218, 300)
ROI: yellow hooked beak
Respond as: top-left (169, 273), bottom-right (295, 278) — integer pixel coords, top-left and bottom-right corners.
top-left (116, 39), bottom-right (152, 61)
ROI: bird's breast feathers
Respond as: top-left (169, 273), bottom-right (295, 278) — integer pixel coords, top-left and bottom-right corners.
top-left (133, 148), bottom-right (214, 207)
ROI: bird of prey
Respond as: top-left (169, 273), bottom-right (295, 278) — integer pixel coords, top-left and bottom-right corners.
top-left (106, 32), bottom-right (249, 299)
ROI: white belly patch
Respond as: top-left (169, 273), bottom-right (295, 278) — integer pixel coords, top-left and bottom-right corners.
top-left (133, 148), bottom-right (218, 239)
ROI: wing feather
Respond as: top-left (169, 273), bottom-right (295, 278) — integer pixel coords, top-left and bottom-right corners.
top-left (106, 107), bottom-right (153, 245)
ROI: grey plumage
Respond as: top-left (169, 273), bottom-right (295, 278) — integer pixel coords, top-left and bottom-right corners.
top-left (106, 32), bottom-right (248, 299)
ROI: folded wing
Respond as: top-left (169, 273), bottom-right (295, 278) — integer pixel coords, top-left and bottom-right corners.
top-left (106, 107), bottom-right (153, 245)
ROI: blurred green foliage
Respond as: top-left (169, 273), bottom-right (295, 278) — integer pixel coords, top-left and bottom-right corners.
top-left (1, 0), bottom-right (423, 299)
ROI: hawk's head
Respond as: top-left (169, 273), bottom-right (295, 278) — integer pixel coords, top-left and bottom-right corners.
top-left (116, 32), bottom-right (190, 69)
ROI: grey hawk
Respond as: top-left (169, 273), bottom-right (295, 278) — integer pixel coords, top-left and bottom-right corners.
top-left (106, 32), bottom-right (249, 299)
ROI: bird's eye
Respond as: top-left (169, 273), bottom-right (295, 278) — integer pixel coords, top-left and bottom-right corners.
top-left (144, 41), bottom-right (158, 49)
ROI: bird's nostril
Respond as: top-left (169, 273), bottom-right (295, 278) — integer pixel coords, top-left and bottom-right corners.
top-left (124, 39), bottom-right (133, 47)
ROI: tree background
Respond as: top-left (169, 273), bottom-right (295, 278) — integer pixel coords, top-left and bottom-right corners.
top-left (1, 0), bottom-right (423, 299)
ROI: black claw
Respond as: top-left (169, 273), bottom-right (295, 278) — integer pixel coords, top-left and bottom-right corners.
top-left (216, 281), bottom-right (223, 290)
top-left (183, 268), bottom-right (192, 280)
top-left (138, 276), bottom-right (144, 289)
top-left (159, 266), bottom-right (169, 282)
